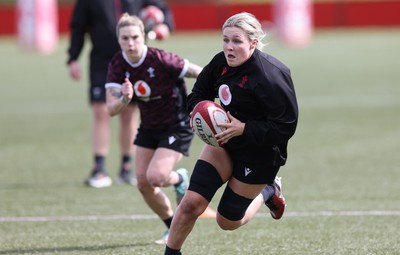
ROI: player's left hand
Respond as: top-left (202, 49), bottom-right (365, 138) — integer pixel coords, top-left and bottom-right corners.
top-left (215, 111), bottom-right (245, 144)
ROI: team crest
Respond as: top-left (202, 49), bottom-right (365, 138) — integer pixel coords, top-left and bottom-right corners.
top-left (218, 84), bottom-right (232, 105)
top-left (147, 67), bottom-right (155, 78)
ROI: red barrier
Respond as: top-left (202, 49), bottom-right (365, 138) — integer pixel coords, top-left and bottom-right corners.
top-left (1, 1), bottom-right (400, 35)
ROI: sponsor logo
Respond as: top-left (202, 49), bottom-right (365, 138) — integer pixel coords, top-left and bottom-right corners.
top-left (194, 117), bottom-right (213, 146)
top-left (218, 84), bottom-right (232, 106)
top-left (134, 80), bottom-right (151, 97)
top-left (133, 80), bottom-right (161, 102)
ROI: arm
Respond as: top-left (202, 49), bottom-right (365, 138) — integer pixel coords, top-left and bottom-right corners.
top-left (184, 62), bottom-right (203, 79)
top-left (105, 78), bottom-right (134, 117)
top-left (66, 0), bottom-right (87, 80)
top-left (187, 63), bottom-right (218, 113)
top-left (67, 0), bottom-right (87, 65)
top-left (245, 71), bottom-right (298, 146)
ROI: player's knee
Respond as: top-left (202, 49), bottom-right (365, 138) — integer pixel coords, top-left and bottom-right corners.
top-left (147, 177), bottom-right (164, 187)
top-left (188, 160), bottom-right (223, 202)
top-left (136, 177), bottom-right (153, 195)
top-left (136, 173), bottom-right (161, 194)
top-left (179, 194), bottom-right (207, 216)
top-left (146, 171), bottom-right (168, 187)
top-left (217, 185), bottom-right (253, 223)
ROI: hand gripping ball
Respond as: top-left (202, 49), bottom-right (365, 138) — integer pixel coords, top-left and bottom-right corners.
top-left (190, 100), bottom-right (230, 147)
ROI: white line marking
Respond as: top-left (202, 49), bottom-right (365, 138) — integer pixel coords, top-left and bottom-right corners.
top-left (0, 211), bottom-right (399, 223)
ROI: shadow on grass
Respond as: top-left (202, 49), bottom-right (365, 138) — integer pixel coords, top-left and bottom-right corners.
top-left (0, 242), bottom-right (153, 254)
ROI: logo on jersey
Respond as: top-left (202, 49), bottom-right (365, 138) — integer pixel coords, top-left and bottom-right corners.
top-left (218, 84), bottom-right (232, 106)
top-left (147, 67), bottom-right (155, 78)
top-left (134, 80), bottom-right (151, 98)
top-left (238, 75), bottom-right (248, 88)
top-left (221, 67), bottom-right (227, 76)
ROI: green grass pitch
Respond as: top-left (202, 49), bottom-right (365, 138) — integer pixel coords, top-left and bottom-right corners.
top-left (0, 28), bottom-right (400, 254)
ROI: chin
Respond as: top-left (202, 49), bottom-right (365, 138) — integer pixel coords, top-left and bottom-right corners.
top-left (227, 60), bottom-right (238, 67)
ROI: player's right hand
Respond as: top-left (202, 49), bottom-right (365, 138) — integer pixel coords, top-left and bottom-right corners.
top-left (121, 78), bottom-right (134, 100)
top-left (68, 61), bottom-right (81, 80)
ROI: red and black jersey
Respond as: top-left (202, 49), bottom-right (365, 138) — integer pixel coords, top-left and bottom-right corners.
top-left (106, 46), bottom-right (190, 131)
top-left (188, 49), bottom-right (299, 165)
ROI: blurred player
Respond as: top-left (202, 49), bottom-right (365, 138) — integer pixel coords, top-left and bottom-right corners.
top-left (105, 13), bottom-right (214, 244)
top-left (66, 0), bottom-right (174, 188)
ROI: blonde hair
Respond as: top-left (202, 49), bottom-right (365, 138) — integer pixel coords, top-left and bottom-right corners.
top-left (116, 13), bottom-right (145, 37)
top-left (223, 12), bottom-right (266, 50)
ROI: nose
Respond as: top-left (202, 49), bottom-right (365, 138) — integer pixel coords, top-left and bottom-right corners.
top-left (224, 42), bottom-right (233, 51)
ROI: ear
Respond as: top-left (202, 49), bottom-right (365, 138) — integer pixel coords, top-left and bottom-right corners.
top-left (250, 39), bottom-right (258, 49)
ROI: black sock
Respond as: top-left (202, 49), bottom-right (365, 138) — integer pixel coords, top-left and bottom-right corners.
top-left (163, 217), bottom-right (173, 229)
top-left (261, 184), bottom-right (275, 204)
top-left (121, 155), bottom-right (131, 171)
top-left (174, 172), bottom-right (183, 187)
top-left (164, 246), bottom-right (181, 255)
top-left (94, 155), bottom-right (105, 172)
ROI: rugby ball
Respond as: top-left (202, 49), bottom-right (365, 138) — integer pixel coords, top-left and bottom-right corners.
top-left (139, 5), bottom-right (165, 33)
top-left (190, 100), bottom-right (230, 147)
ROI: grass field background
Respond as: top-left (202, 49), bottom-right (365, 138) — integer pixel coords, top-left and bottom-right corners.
top-left (1, 28), bottom-right (400, 254)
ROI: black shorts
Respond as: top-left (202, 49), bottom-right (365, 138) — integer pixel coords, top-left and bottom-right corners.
top-left (88, 58), bottom-right (137, 106)
top-left (134, 125), bottom-right (194, 156)
top-left (89, 58), bottom-right (108, 103)
top-left (232, 159), bottom-right (280, 185)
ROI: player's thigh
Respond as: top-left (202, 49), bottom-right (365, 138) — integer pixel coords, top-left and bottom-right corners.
top-left (198, 145), bottom-right (233, 182)
top-left (119, 104), bottom-right (139, 125)
top-left (135, 146), bottom-right (155, 181)
top-left (228, 177), bottom-right (266, 199)
top-left (147, 147), bottom-right (183, 181)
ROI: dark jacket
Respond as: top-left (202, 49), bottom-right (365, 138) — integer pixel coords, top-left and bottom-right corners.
top-left (67, 0), bottom-right (174, 64)
top-left (188, 49), bottom-right (299, 166)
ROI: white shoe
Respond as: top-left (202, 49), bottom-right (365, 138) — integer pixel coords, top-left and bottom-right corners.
top-left (154, 229), bottom-right (169, 245)
top-left (85, 171), bottom-right (112, 188)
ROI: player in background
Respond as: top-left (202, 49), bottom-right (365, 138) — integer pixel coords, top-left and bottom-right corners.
top-left (164, 12), bottom-right (299, 255)
top-left (105, 13), bottom-right (209, 244)
top-left (66, 0), bottom-right (174, 188)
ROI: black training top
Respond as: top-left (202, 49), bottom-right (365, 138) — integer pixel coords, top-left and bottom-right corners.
top-left (188, 49), bottom-right (299, 165)
top-left (67, 0), bottom-right (175, 64)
